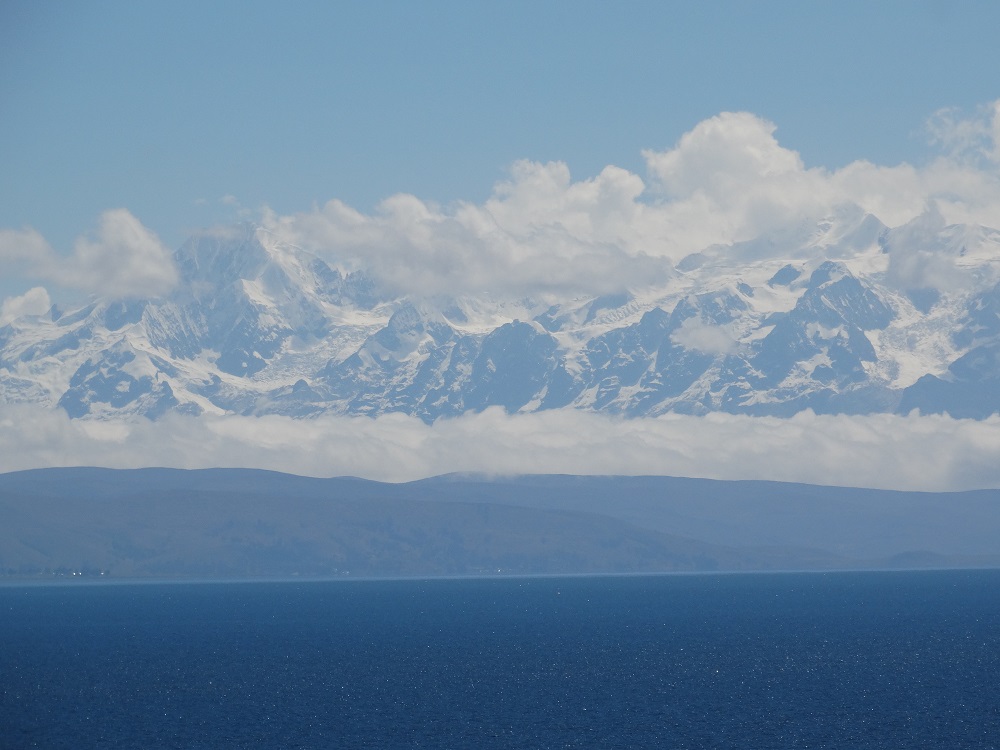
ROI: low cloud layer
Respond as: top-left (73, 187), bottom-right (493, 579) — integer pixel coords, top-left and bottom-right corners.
top-left (1, 406), bottom-right (998, 492)
top-left (0, 209), bottom-right (177, 299)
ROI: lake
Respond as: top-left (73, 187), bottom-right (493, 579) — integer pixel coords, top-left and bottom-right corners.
top-left (2, 570), bottom-right (999, 748)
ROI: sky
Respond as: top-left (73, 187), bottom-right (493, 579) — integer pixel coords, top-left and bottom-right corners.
top-left (3, 1), bottom-right (1000, 272)
top-left (3, 1), bottom-right (1000, 489)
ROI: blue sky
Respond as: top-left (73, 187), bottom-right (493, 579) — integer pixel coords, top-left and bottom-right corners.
top-left (3, 0), bottom-right (1000, 266)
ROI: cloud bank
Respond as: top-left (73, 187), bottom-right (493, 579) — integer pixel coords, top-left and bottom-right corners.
top-left (1, 405), bottom-right (998, 492)
top-left (259, 104), bottom-right (1000, 300)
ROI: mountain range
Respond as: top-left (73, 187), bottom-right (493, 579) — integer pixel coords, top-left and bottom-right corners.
top-left (3, 202), bottom-right (1000, 422)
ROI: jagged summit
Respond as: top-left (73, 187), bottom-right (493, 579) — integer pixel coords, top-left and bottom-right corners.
top-left (3, 208), bottom-right (1000, 421)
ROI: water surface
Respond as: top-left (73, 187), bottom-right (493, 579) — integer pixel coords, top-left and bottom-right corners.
top-left (2, 570), bottom-right (999, 748)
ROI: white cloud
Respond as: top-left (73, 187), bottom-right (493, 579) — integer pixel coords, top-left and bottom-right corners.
top-left (1, 406), bottom-right (998, 492)
top-left (256, 102), bottom-right (1000, 301)
top-left (0, 210), bottom-right (178, 301)
top-left (670, 316), bottom-right (737, 355)
top-left (643, 108), bottom-right (1000, 245)
top-left (881, 204), bottom-right (968, 292)
top-left (0, 227), bottom-right (52, 268)
top-left (644, 111), bottom-right (806, 201)
top-left (2, 104), bottom-right (999, 308)
top-left (927, 100), bottom-right (1000, 166)
top-left (0, 287), bottom-right (51, 325)
top-left (53, 209), bottom-right (178, 298)
top-left (261, 166), bottom-right (673, 299)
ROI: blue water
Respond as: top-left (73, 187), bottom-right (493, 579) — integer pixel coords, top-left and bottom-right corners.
top-left (2, 571), bottom-right (999, 749)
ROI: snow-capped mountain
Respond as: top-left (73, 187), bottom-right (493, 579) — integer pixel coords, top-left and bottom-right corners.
top-left (4, 206), bottom-right (1000, 422)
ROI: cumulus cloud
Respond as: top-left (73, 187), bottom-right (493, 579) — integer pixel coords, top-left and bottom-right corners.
top-left (0, 227), bottom-right (52, 269)
top-left (256, 102), bottom-right (1000, 300)
top-left (261, 162), bottom-right (672, 299)
top-left (3, 105), bottom-right (999, 307)
top-left (261, 161), bottom-right (679, 299)
top-left (0, 405), bottom-right (998, 492)
top-left (646, 112), bottom-right (805, 198)
top-left (0, 210), bottom-right (178, 303)
top-left (643, 109), bottom-right (1000, 244)
top-left (54, 209), bottom-right (179, 297)
top-left (0, 287), bottom-right (51, 325)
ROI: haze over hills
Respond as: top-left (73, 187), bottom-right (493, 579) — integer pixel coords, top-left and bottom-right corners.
top-left (3, 203), bottom-right (1000, 423)
top-left (3, 468), bottom-right (999, 579)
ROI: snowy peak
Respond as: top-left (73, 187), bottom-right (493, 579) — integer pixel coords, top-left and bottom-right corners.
top-left (4, 210), bottom-right (1000, 421)
top-left (175, 225), bottom-right (272, 288)
top-left (801, 261), bottom-right (893, 330)
top-left (174, 224), bottom-right (379, 311)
